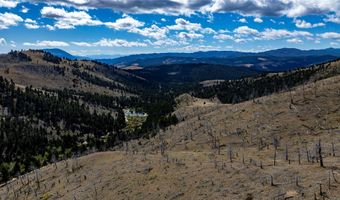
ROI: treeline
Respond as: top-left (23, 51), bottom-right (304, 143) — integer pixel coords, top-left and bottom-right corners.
top-left (193, 59), bottom-right (340, 104)
top-left (0, 77), bottom-right (127, 182)
top-left (43, 52), bottom-right (62, 64)
top-left (8, 50), bottom-right (32, 62)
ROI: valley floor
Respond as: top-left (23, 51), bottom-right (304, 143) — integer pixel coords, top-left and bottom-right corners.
top-left (1, 75), bottom-right (340, 200)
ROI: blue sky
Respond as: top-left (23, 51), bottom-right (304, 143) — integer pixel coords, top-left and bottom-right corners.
top-left (0, 0), bottom-right (339, 56)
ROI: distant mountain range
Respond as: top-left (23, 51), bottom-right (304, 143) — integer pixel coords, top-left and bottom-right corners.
top-left (43, 48), bottom-right (340, 72)
top-left (43, 48), bottom-right (121, 60)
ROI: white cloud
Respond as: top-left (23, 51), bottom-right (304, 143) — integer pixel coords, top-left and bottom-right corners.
top-left (287, 38), bottom-right (303, 43)
top-left (0, 38), bottom-right (6, 46)
top-left (324, 14), bottom-right (340, 24)
top-left (234, 38), bottom-right (248, 43)
top-left (238, 18), bottom-right (247, 23)
top-left (260, 28), bottom-right (313, 40)
top-left (254, 17), bottom-right (263, 23)
top-left (178, 32), bottom-right (204, 40)
top-left (24, 18), bottom-right (39, 29)
top-left (168, 18), bottom-right (202, 31)
top-left (151, 38), bottom-right (184, 46)
top-left (167, 18), bottom-right (216, 37)
top-left (0, 12), bottom-right (23, 29)
top-left (230, 26), bottom-right (313, 43)
top-left (24, 39), bottom-right (147, 48)
top-left (234, 26), bottom-right (259, 35)
top-left (41, 6), bottom-right (103, 29)
top-left (71, 42), bottom-right (93, 47)
top-left (294, 19), bottom-right (325, 28)
top-left (45, 24), bottom-right (55, 31)
top-left (0, 0), bottom-right (18, 8)
top-left (105, 14), bottom-right (144, 30)
top-left (76, 38), bottom-right (147, 47)
top-left (94, 38), bottom-right (147, 47)
top-left (23, 40), bottom-right (70, 47)
top-left (9, 40), bottom-right (16, 47)
top-left (218, 29), bottom-right (230, 33)
top-left (174, 45), bottom-right (221, 52)
top-left (71, 39), bottom-right (148, 47)
top-left (213, 34), bottom-right (233, 40)
top-left (318, 32), bottom-right (340, 39)
top-left (201, 27), bottom-right (216, 34)
top-left (131, 24), bottom-right (168, 40)
top-left (21, 6), bottom-right (29, 13)
top-left (330, 42), bottom-right (339, 46)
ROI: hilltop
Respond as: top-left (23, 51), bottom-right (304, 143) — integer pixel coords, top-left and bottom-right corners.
top-left (0, 50), bottom-right (144, 97)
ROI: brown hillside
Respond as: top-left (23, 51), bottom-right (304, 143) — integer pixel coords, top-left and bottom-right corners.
top-left (0, 50), bottom-right (141, 97)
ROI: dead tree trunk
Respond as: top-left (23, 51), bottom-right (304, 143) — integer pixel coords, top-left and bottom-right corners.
top-left (318, 139), bottom-right (324, 168)
top-left (273, 147), bottom-right (277, 166)
top-left (285, 144), bottom-right (289, 161)
top-left (229, 144), bottom-right (233, 163)
top-left (298, 148), bottom-right (301, 165)
top-left (306, 148), bottom-right (310, 163)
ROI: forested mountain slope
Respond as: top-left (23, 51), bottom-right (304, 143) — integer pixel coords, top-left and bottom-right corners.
top-left (0, 51), bottom-right (178, 183)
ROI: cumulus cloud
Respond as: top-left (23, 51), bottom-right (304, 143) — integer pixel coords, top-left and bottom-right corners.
top-left (72, 38), bottom-right (147, 47)
top-left (34, 0), bottom-right (191, 15)
top-left (150, 38), bottom-right (185, 46)
top-left (21, 6), bottom-right (29, 13)
top-left (41, 6), bottom-right (103, 29)
top-left (0, 38), bottom-right (6, 46)
top-left (178, 32), bottom-right (204, 40)
top-left (234, 26), bottom-right (259, 35)
top-left (294, 19), bottom-right (325, 28)
top-left (27, 0), bottom-right (340, 17)
top-left (318, 32), bottom-right (340, 39)
top-left (238, 18), bottom-right (247, 23)
top-left (205, 0), bottom-right (340, 17)
top-left (167, 18), bottom-right (216, 36)
top-left (105, 14), bottom-right (144, 30)
top-left (260, 28), bottom-right (313, 40)
top-left (287, 38), bottom-right (303, 43)
top-left (0, 0), bottom-right (18, 8)
top-left (131, 25), bottom-right (168, 40)
top-left (213, 34), bottom-right (233, 40)
top-left (175, 44), bottom-right (221, 52)
top-left (254, 17), bottom-right (263, 23)
top-left (105, 15), bottom-right (168, 40)
top-left (93, 38), bottom-right (147, 47)
top-left (0, 12), bottom-right (23, 29)
top-left (71, 41), bottom-right (93, 47)
top-left (168, 18), bottom-right (202, 31)
top-left (230, 26), bottom-right (313, 43)
top-left (324, 14), bottom-right (340, 24)
top-left (23, 40), bottom-right (70, 47)
top-left (24, 18), bottom-right (40, 29)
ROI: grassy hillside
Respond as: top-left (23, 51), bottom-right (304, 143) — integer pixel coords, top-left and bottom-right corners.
top-left (1, 60), bottom-right (339, 199)
top-left (0, 50), bottom-right (143, 97)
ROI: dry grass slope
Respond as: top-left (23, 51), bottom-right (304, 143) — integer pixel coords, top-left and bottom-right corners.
top-left (0, 50), bottom-right (135, 97)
